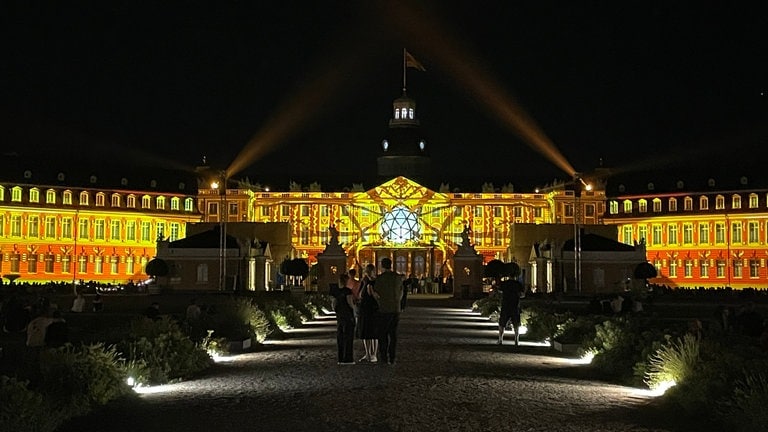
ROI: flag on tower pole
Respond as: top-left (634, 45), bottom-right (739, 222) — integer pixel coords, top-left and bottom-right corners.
top-left (405, 49), bottom-right (426, 71)
top-left (403, 49), bottom-right (426, 91)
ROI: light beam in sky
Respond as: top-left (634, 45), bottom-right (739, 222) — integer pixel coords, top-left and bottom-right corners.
top-left (378, 0), bottom-right (577, 178)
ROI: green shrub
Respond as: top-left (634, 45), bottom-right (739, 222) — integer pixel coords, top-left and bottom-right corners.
top-left (472, 293), bottom-right (500, 317)
top-left (120, 316), bottom-right (212, 385)
top-left (523, 305), bottom-right (570, 341)
top-left (719, 372), bottom-right (768, 432)
top-left (0, 376), bottom-right (59, 432)
top-left (213, 297), bottom-right (272, 343)
top-left (644, 333), bottom-right (700, 390)
top-left (39, 343), bottom-right (132, 411)
top-left (305, 292), bottom-right (333, 314)
top-left (264, 300), bottom-right (304, 330)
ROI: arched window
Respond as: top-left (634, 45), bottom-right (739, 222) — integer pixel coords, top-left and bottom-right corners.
top-left (127, 194), bottom-right (136, 208)
top-left (715, 195), bottom-right (725, 209)
top-left (170, 197), bottom-right (180, 211)
top-left (732, 194), bottom-right (741, 209)
top-left (699, 196), bottom-right (708, 210)
top-left (111, 194), bottom-right (121, 207)
top-left (141, 195), bottom-right (151, 209)
top-left (184, 198), bottom-right (194, 212)
top-left (46, 189), bottom-right (56, 204)
top-left (29, 188), bottom-right (40, 203)
top-left (95, 192), bottom-right (105, 206)
top-left (408, 108), bottom-right (414, 119)
top-left (156, 196), bottom-right (166, 210)
top-left (394, 109), bottom-right (400, 119)
top-left (79, 191), bottom-right (89, 205)
top-left (63, 190), bottom-right (73, 205)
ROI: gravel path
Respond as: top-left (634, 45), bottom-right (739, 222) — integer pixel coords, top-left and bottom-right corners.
top-left (58, 300), bottom-right (678, 432)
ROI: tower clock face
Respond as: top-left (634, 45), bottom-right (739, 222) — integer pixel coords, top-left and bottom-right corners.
top-left (380, 206), bottom-right (420, 244)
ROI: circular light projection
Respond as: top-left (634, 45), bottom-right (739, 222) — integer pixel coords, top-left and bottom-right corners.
top-left (382, 139), bottom-right (389, 151)
top-left (380, 206), bottom-right (420, 244)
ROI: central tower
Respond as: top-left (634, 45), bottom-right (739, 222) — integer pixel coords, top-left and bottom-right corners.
top-left (377, 90), bottom-right (431, 181)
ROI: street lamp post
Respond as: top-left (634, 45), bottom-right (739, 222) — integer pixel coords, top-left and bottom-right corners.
top-left (212, 173), bottom-right (227, 291)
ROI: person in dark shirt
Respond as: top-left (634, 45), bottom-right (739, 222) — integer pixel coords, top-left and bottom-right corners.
top-left (496, 279), bottom-right (525, 346)
top-left (335, 274), bottom-right (356, 364)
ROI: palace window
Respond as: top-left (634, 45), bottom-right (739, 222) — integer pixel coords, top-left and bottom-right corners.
top-left (126, 221), bottom-right (136, 241)
top-left (301, 205), bottom-right (309, 217)
top-left (683, 223), bottom-right (693, 244)
top-left (28, 254), bottom-right (37, 273)
top-left (94, 220), bottom-right (105, 240)
top-left (684, 260), bottom-right (693, 277)
top-left (731, 222), bottom-right (743, 244)
top-left (45, 217), bottom-right (56, 238)
top-left (197, 264), bottom-right (209, 283)
top-left (733, 259), bottom-right (743, 278)
top-left (667, 224), bottom-right (678, 245)
top-left (652, 225), bottom-right (662, 245)
top-left (669, 198), bottom-right (677, 211)
top-left (698, 223), bottom-right (709, 244)
top-left (79, 191), bottom-right (89, 205)
top-left (111, 256), bottom-right (119, 274)
top-left (95, 192), bottom-right (105, 206)
top-left (473, 206), bottom-right (483, 217)
top-left (11, 215), bottom-right (21, 236)
top-left (142, 195), bottom-right (151, 209)
top-left (749, 194), bottom-right (759, 208)
top-left (111, 194), bottom-right (121, 207)
top-left (669, 260), bottom-right (678, 277)
top-left (171, 197), bottom-right (180, 211)
top-left (716, 260), bottom-right (726, 278)
top-left (30, 188), bottom-right (40, 203)
top-left (95, 256), bottom-right (103, 274)
top-left (622, 226), bottom-right (633, 245)
top-left (714, 223), bottom-right (725, 244)
top-left (78, 255), bottom-right (87, 274)
top-left (638, 200), bottom-right (647, 213)
top-left (700, 260), bottom-right (709, 278)
top-left (156, 222), bottom-right (165, 241)
top-left (62, 218), bottom-right (73, 239)
top-left (715, 195), bottom-right (725, 209)
top-left (62, 254), bottom-right (71, 273)
top-left (748, 221), bottom-right (759, 243)
top-left (609, 201), bottom-right (618, 214)
top-left (140, 221), bottom-right (151, 242)
top-left (652, 199), bottom-right (662, 212)
top-left (156, 196), bottom-right (166, 210)
top-left (320, 205), bottom-right (329, 217)
top-left (78, 219), bottom-right (89, 240)
top-left (732, 195), bottom-right (741, 209)
top-left (46, 189), bottom-right (56, 204)
top-left (493, 227), bottom-right (503, 246)
top-left (63, 190), bottom-right (72, 205)
top-left (126, 256), bottom-right (135, 274)
top-left (684, 197), bottom-right (693, 211)
top-left (281, 205), bottom-right (290, 217)
top-left (28, 216), bottom-right (39, 237)
top-left (493, 206), bottom-right (502, 217)
top-left (750, 259), bottom-right (760, 278)
top-left (11, 187), bottom-right (22, 202)
top-left (623, 200), bottom-right (632, 213)
top-left (45, 253), bottom-right (54, 273)
top-left (111, 220), bottom-right (121, 240)
top-left (169, 222), bottom-right (180, 241)
top-left (300, 225), bottom-right (309, 245)
top-left (699, 196), bottom-right (708, 210)
top-left (184, 198), bottom-right (194, 212)
top-left (638, 225), bottom-right (647, 244)
top-left (127, 195), bottom-right (136, 208)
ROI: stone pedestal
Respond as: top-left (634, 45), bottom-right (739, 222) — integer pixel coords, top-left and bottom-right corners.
top-left (452, 228), bottom-right (484, 299)
top-left (315, 226), bottom-right (348, 294)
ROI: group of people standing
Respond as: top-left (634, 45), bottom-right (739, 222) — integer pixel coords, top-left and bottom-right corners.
top-left (333, 257), bottom-right (406, 365)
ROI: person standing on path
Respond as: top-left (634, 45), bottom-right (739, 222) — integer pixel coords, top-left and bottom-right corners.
top-left (373, 257), bottom-right (404, 364)
top-left (496, 276), bottom-right (525, 346)
top-left (334, 273), bottom-right (356, 364)
top-left (357, 264), bottom-right (379, 362)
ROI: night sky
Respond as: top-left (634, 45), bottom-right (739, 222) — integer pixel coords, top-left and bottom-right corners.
top-left (2, 2), bottom-right (767, 191)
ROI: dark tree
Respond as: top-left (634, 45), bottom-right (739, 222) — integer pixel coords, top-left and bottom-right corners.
top-left (145, 258), bottom-right (169, 278)
top-left (633, 262), bottom-right (657, 280)
top-left (484, 259), bottom-right (506, 279)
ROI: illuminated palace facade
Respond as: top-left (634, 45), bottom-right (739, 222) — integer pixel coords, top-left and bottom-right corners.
top-left (604, 179), bottom-right (768, 289)
top-left (0, 172), bottom-right (202, 285)
top-left (197, 91), bottom-right (606, 282)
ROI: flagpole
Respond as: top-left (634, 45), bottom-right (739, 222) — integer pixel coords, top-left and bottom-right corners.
top-left (402, 48), bottom-right (407, 92)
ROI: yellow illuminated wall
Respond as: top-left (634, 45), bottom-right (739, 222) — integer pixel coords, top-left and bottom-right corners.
top-left (204, 176), bottom-right (606, 274)
top-left (605, 190), bottom-right (768, 289)
top-left (0, 183), bottom-right (202, 285)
